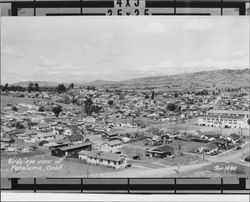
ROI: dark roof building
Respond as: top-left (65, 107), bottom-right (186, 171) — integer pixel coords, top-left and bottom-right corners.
top-left (146, 145), bottom-right (175, 158)
top-left (202, 131), bottom-right (221, 139)
top-left (51, 142), bottom-right (92, 157)
top-left (230, 133), bottom-right (240, 140)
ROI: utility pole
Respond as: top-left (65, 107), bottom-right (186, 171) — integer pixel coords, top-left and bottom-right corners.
top-left (239, 127), bottom-right (243, 142)
top-left (177, 144), bottom-right (181, 174)
top-left (202, 139), bottom-right (205, 161)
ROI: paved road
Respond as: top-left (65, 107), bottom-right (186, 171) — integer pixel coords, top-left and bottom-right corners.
top-left (98, 141), bottom-right (250, 178)
top-left (206, 142), bottom-right (250, 166)
top-left (98, 161), bottom-right (210, 177)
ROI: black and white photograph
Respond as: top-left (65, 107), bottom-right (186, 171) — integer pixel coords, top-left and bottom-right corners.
top-left (1, 15), bottom-right (249, 180)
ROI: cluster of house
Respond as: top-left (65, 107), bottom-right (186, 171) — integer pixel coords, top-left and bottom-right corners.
top-left (50, 139), bottom-right (130, 169)
top-left (196, 132), bottom-right (242, 155)
top-left (1, 86), bottom-right (249, 171)
top-left (3, 86), bottom-right (222, 124)
top-left (217, 91), bottom-right (249, 111)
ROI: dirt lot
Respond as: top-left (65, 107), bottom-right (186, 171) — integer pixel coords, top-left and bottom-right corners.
top-left (1, 95), bottom-right (81, 109)
top-left (1, 95), bottom-right (37, 106)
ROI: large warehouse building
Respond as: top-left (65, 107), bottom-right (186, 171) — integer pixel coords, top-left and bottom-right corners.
top-left (198, 110), bottom-right (249, 129)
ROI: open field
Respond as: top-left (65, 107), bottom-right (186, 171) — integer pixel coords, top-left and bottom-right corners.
top-left (1, 95), bottom-right (37, 106)
top-left (1, 95), bottom-right (81, 109)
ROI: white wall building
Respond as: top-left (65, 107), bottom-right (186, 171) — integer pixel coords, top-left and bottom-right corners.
top-left (101, 140), bottom-right (123, 153)
top-left (198, 110), bottom-right (249, 129)
top-left (79, 150), bottom-right (128, 170)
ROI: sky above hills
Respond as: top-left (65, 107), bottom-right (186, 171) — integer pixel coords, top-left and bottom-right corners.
top-left (1, 16), bottom-right (249, 84)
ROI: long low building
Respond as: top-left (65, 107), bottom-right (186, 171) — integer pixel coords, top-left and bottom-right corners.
top-left (51, 142), bottom-right (92, 157)
top-left (198, 110), bottom-right (249, 129)
top-left (146, 145), bottom-right (175, 158)
top-left (78, 150), bottom-right (128, 170)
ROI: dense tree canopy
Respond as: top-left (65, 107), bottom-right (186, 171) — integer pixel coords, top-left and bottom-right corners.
top-left (34, 83), bottom-right (40, 91)
top-left (108, 100), bottom-right (114, 105)
top-left (52, 105), bottom-right (62, 117)
top-left (84, 97), bottom-right (102, 116)
top-left (28, 82), bottom-right (34, 93)
top-left (56, 84), bottom-right (67, 94)
top-left (69, 83), bottom-right (74, 89)
top-left (167, 103), bottom-right (178, 112)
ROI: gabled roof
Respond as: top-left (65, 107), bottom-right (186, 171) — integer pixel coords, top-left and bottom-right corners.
top-left (38, 123), bottom-right (50, 129)
top-left (208, 110), bottom-right (249, 115)
top-left (205, 143), bottom-right (218, 150)
top-left (230, 133), bottom-right (240, 140)
top-left (202, 131), bottom-right (221, 138)
top-left (66, 124), bottom-right (81, 133)
top-left (6, 129), bottom-right (25, 136)
top-left (103, 131), bottom-right (119, 137)
top-left (148, 145), bottom-right (175, 153)
top-left (65, 134), bottom-right (84, 142)
top-left (83, 151), bottom-right (126, 162)
top-left (104, 140), bottom-right (122, 146)
top-left (58, 142), bottom-right (91, 151)
top-left (214, 139), bottom-right (227, 145)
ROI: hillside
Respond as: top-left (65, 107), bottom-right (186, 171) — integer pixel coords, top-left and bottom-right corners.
top-left (88, 68), bottom-right (250, 91)
top-left (8, 68), bottom-right (250, 91)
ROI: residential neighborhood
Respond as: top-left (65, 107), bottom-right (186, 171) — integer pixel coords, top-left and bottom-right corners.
top-left (1, 16), bottom-right (249, 178)
top-left (1, 79), bottom-right (249, 178)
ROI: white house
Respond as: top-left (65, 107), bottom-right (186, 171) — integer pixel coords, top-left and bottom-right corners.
top-left (101, 140), bottom-right (123, 153)
top-left (36, 132), bottom-right (56, 142)
top-left (79, 150), bottom-right (128, 170)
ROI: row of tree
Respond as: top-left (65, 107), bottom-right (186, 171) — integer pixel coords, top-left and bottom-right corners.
top-left (0, 82), bottom-right (75, 94)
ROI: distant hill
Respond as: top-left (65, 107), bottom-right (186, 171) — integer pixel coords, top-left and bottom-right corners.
top-left (9, 68), bottom-right (250, 91)
top-left (85, 68), bottom-right (250, 91)
top-left (83, 79), bottom-right (117, 86)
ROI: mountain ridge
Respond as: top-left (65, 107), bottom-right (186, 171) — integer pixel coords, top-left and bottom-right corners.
top-left (7, 68), bottom-right (250, 90)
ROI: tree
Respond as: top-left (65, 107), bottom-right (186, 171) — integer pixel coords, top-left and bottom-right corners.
top-left (2, 83), bottom-right (8, 91)
top-left (34, 83), bottom-right (39, 91)
top-left (52, 105), bottom-right (62, 117)
top-left (72, 97), bottom-right (78, 105)
top-left (151, 90), bottom-right (155, 99)
top-left (92, 105), bottom-right (102, 114)
top-left (56, 84), bottom-right (67, 94)
top-left (28, 82), bottom-right (34, 92)
top-left (108, 100), bottom-right (114, 105)
top-left (167, 103), bottom-right (178, 112)
top-left (8, 85), bottom-right (25, 92)
top-left (16, 122), bottom-right (25, 129)
top-left (69, 83), bottom-right (74, 89)
top-left (84, 97), bottom-right (94, 116)
top-left (87, 86), bottom-right (95, 91)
